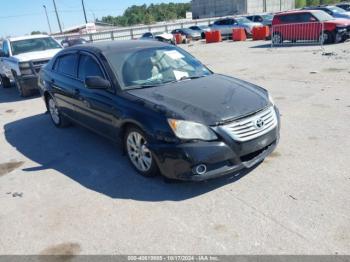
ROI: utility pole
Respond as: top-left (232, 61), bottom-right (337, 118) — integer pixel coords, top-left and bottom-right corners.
top-left (82, 0), bottom-right (88, 24)
top-left (52, 0), bottom-right (63, 33)
top-left (43, 5), bottom-right (52, 34)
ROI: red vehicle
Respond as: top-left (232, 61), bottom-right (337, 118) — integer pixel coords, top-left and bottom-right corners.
top-left (272, 10), bottom-right (350, 44)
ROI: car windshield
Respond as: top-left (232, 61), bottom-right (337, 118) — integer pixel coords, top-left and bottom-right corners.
top-left (107, 46), bottom-right (212, 90)
top-left (328, 6), bottom-right (346, 13)
top-left (313, 11), bottom-right (335, 21)
top-left (235, 17), bottom-right (252, 23)
top-left (11, 37), bottom-right (61, 55)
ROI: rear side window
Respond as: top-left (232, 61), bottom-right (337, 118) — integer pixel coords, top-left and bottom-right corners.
top-left (214, 20), bottom-right (224, 25)
top-left (279, 14), bottom-right (299, 23)
top-left (299, 13), bottom-right (316, 22)
top-left (78, 55), bottom-right (104, 81)
top-left (55, 54), bottom-right (77, 77)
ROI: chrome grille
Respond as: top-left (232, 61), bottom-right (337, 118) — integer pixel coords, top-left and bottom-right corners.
top-left (32, 59), bottom-right (50, 74)
top-left (221, 107), bottom-right (278, 142)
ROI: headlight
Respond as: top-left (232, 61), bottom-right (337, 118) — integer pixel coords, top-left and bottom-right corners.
top-left (19, 62), bottom-right (31, 69)
top-left (19, 62), bottom-right (33, 75)
top-left (168, 119), bottom-right (217, 141)
top-left (268, 93), bottom-right (275, 106)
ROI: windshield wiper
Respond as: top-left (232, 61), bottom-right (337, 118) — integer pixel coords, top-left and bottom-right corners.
top-left (178, 75), bottom-right (207, 81)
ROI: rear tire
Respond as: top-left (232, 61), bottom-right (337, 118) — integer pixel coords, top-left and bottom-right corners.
top-left (0, 75), bottom-right (11, 88)
top-left (124, 126), bottom-right (158, 178)
top-left (46, 96), bottom-right (71, 128)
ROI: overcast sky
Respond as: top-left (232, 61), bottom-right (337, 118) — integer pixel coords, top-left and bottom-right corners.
top-left (0, 0), bottom-right (189, 37)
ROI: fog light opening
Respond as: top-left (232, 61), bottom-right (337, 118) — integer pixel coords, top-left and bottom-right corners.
top-left (194, 164), bottom-right (207, 175)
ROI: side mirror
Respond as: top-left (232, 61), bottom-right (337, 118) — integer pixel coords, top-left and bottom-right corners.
top-left (85, 76), bottom-right (111, 89)
top-left (0, 50), bottom-right (5, 57)
top-left (62, 42), bottom-right (69, 48)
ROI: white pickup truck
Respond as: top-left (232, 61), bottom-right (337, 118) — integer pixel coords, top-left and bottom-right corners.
top-left (0, 34), bottom-right (62, 97)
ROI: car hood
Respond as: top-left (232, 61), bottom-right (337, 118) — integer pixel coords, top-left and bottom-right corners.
top-left (126, 74), bottom-right (269, 126)
top-left (327, 18), bottom-right (350, 26)
top-left (12, 48), bottom-right (62, 62)
top-left (334, 12), bottom-right (350, 18)
top-left (157, 33), bottom-right (174, 40)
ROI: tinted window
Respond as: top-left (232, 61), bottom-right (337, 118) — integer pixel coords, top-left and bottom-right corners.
top-left (56, 54), bottom-right (77, 76)
top-left (78, 55), bottom-right (104, 80)
top-left (280, 14), bottom-right (299, 23)
top-left (214, 20), bottom-right (225, 25)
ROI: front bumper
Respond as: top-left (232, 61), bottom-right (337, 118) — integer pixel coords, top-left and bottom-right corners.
top-left (336, 26), bottom-right (350, 41)
top-left (151, 107), bottom-right (281, 181)
top-left (16, 75), bottom-right (39, 91)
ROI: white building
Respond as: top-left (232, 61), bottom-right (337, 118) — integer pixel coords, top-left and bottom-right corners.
top-left (191, 0), bottom-right (295, 19)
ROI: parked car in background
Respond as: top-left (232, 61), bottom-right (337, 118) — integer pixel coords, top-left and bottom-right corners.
top-left (38, 40), bottom-right (280, 181)
top-left (336, 2), bottom-right (350, 11)
top-left (303, 5), bottom-right (350, 19)
top-left (210, 17), bottom-right (263, 38)
top-left (189, 25), bottom-right (211, 39)
top-left (245, 13), bottom-right (274, 27)
top-left (0, 34), bottom-right (62, 97)
top-left (171, 28), bottom-right (201, 42)
top-left (139, 32), bottom-right (175, 45)
top-left (272, 10), bottom-right (350, 44)
top-left (61, 38), bottom-right (88, 48)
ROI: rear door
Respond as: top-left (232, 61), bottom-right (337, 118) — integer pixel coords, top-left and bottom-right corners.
top-left (50, 52), bottom-right (81, 119)
top-left (74, 52), bottom-right (117, 138)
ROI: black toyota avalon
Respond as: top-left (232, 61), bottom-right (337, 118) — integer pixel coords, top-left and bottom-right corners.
top-left (38, 40), bottom-right (280, 181)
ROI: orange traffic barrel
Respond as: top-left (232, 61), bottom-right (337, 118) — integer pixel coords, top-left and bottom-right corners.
top-left (212, 30), bottom-right (222, 42)
top-left (205, 31), bottom-right (213, 43)
top-left (174, 33), bottom-right (183, 44)
top-left (232, 28), bottom-right (246, 41)
top-left (252, 26), bottom-right (269, 40)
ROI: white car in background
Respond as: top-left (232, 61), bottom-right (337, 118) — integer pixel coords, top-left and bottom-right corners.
top-left (210, 17), bottom-right (263, 38)
top-left (0, 34), bottom-right (62, 97)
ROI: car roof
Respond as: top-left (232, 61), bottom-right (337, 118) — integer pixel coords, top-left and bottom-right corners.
top-left (65, 40), bottom-right (169, 55)
top-left (8, 34), bottom-right (52, 42)
top-left (275, 9), bottom-right (322, 15)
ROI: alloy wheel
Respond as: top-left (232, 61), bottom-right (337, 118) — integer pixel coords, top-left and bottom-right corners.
top-left (48, 98), bottom-right (60, 125)
top-left (126, 131), bottom-right (153, 172)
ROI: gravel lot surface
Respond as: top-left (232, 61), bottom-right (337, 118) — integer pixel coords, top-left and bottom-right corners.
top-left (0, 40), bottom-right (349, 255)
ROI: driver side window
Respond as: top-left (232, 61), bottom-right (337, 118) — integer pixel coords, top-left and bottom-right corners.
top-left (78, 55), bottom-right (104, 81)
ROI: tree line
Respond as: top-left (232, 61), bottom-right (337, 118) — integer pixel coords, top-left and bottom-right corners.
top-left (99, 3), bottom-right (191, 27)
top-left (295, 0), bottom-right (345, 8)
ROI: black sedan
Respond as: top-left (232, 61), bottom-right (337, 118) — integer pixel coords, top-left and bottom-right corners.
top-left (38, 41), bottom-right (280, 181)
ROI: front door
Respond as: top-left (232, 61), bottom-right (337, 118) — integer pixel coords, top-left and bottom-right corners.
top-left (74, 53), bottom-right (117, 139)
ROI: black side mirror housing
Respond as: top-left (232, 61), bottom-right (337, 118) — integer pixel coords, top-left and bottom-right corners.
top-left (0, 50), bottom-right (5, 57)
top-left (85, 76), bottom-right (111, 89)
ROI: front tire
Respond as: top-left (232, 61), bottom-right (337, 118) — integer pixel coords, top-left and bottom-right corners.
top-left (124, 127), bottom-right (158, 177)
top-left (47, 96), bottom-right (70, 128)
top-left (272, 32), bottom-right (283, 44)
top-left (320, 31), bottom-right (334, 45)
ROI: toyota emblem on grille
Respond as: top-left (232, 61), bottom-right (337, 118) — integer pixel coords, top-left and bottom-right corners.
top-left (255, 118), bottom-right (265, 129)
